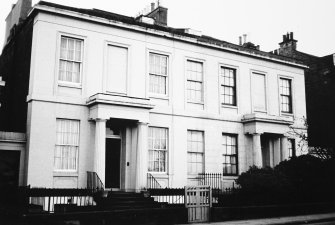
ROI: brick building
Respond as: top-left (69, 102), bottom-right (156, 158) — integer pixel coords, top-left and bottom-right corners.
top-left (273, 32), bottom-right (335, 149)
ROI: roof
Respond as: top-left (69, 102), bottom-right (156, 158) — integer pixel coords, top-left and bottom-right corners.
top-left (32, 1), bottom-right (306, 68)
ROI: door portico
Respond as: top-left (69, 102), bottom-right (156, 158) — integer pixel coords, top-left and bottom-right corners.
top-left (87, 93), bottom-right (154, 191)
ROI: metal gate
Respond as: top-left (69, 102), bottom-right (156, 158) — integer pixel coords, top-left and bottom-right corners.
top-left (184, 186), bottom-right (212, 223)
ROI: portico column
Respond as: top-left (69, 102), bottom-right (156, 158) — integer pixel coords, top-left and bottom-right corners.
top-left (273, 138), bottom-right (281, 166)
top-left (94, 119), bottom-right (107, 185)
top-left (136, 122), bottom-right (148, 191)
top-left (281, 135), bottom-right (289, 161)
top-left (252, 133), bottom-right (263, 167)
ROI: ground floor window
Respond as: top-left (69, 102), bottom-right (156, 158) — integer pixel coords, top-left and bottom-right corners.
top-left (54, 119), bottom-right (80, 171)
top-left (148, 127), bottom-right (168, 172)
top-left (187, 130), bottom-right (204, 175)
top-left (288, 138), bottom-right (296, 157)
top-left (222, 134), bottom-right (238, 175)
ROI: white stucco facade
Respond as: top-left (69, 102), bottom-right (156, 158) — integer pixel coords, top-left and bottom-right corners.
top-left (23, 4), bottom-right (307, 190)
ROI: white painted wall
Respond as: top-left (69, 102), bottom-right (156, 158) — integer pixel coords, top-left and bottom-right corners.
top-left (25, 11), bottom-right (307, 188)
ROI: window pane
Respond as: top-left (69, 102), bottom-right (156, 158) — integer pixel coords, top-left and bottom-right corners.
top-left (148, 127), bottom-right (168, 172)
top-left (187, 130), bottom-right (204, 175)
top-left (280, 78), bottom-right (292, 113)
top-left (54, 119), bottom-right (79, 171)
top-left (149, 53), bottom-right (168, 94)
top-left (221, 67), bottom-right (236, 105)
top-left (187, 61), bottom-right (203, 103)
top-left (222, 134), bottom-right (238, 175)
top-left (59, 37), bottom-right (83, 84)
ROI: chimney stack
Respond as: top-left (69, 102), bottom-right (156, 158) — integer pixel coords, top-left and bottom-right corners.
top-left (278, 31), bottom-right (298, 53)
top-left (146, 2), bottom-right (168, 26)
top-left (243, 34), bottom-right (247, 44)
top-left (4, 0), bottom-right (32, 45)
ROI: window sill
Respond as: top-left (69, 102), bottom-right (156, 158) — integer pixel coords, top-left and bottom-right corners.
top-left (221, 104), bottom-right (238, 109)
top-left (149, 95), bottom-right (169, 100)
top-left (187, 101), bottom-right (204, 105)
top-left (58, 82), bottom-right (82, 89)
top-left (253, 109), bottom-right (267, 113)
top-left (281, 112), bottom-right (294, 117)
top-left (53, 171), bottom-right (78, 177)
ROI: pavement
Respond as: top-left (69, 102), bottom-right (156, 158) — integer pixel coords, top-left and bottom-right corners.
top-left (186, 212), bottom-right (335, 224)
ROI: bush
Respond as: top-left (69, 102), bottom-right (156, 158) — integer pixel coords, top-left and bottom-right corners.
top-left (225, 155), bottom-right (335, 206)
top-left (234, 166), bottom-right (293, 205)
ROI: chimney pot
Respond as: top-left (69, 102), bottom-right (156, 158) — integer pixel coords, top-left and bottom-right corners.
top-left (290, 32), bottom-right (293, 40)
top-left (239, 36), bottom-right (242, 45)
top-left (243, 34), bottom-right (247, 44)
top-left (151, 2), bottom-right (155, 11)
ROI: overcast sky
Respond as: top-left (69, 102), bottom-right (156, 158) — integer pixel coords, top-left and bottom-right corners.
top-left (1, 0), bottom-right (335, 56)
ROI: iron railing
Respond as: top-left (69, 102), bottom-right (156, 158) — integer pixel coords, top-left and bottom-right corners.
top-left (197, 173), bottom-right (223, 190)
top-left (23, 186), bottom-right (96, 213)
top-left (87, 171), bottom-right (104, 190)
top-left (147, 173), bottom-right (162, 189)
top-left (148, 188), bottom-right (185, 204)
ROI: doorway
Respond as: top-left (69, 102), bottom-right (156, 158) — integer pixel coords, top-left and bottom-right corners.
top-left (105, 138), bottom-right (121, 189)
top-left (0, 150), bottom-right (20, 188)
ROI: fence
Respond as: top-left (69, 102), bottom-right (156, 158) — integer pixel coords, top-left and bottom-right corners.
top-left (148, 188), bottom-right (184, 204)
top-left (197, 173), bottom-right (223, 190)
top-left (26, 187), bottom-right (97, 213)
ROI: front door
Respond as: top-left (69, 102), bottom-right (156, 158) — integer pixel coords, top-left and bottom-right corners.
top-left (105, 138), bottom-right (121, 189)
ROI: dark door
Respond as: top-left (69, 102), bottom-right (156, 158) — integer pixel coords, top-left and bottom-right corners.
top-left (105, 139), bottom-right (121, 189)
top-left (0, 151), bottom-right (20, 188)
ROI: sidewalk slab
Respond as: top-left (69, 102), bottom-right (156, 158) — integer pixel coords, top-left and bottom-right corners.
top-left (184, 212), bottom-right (335, 225)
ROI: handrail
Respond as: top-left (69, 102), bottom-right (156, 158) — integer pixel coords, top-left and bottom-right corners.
top-left (147, 173), bottom-right (162, 189)
top-left (87, 171), bottom-right (104, 190)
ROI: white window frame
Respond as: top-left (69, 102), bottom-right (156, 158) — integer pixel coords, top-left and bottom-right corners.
top-left (148, 126), bottom-right (168, 173)
top-left (57, 35), bottom-right (84, 87)
top-left (278, 75), bottom-right (295, 116)
top-left (186, 60), bottom-right (204, 104)
top-left (187, 130), bottom-right (204, 176)
top-left (54, 119), bottom-right (80, 172)
top-left (220, 66), bottom-right (237, 107)
top-left (148, 52), bottom-right (169, 97)
top-left (222, 133), bottom-right (238, 175)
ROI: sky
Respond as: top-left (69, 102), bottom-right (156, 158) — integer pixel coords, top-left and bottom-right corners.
top-left (0, 0), bottom-right (335, 56)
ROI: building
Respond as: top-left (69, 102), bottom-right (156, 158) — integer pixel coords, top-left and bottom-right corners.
top-left (273, 32), bottom-right (335, 149)
top-left (0, 0), bottom-right (307, 190)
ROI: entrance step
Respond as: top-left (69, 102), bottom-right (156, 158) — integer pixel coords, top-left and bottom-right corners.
top-left (96, 190), bottom-right (165, 211)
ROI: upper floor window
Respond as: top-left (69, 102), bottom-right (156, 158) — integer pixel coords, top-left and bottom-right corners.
top-left (252, 72), bottom-right (267, 112)
top-left (187, 130), bottom-right (204, 175)
top-left (148, 127), bottom-right (168, 172)
top-left (220, 67), bottom-right (236, 106)
top-left (222, 134), bottom-right (238, 175)
top-left (187, 60), bottom-right (203, 103)
top-left (59, 36), bottom-right (83, 84)
top-left (54, 119), bottom-right (80, 171)
top-left (149, 53), bottom-right (168, 95)
top-left (280, 78), bottom-right (293, 113)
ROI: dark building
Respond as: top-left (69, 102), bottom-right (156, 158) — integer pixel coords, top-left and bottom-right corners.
top-left (273, 32), bottom-right (335, 148)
